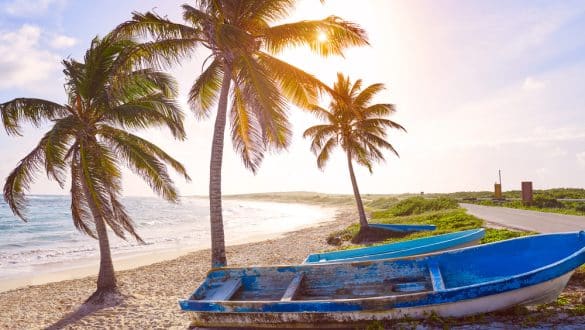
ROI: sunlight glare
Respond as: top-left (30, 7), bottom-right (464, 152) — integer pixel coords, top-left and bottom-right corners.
top-left (317, 31), bottom-right (328, 42)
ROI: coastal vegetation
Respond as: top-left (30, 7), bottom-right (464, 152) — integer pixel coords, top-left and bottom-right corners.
top-left (0, 33), bottom-right (189, 303)
top-left (431, 187), bottom-right (585, 201)
top-left (469, 196), bottom-right (585, 216)
top-left (326, 196), bottom-right (533, 246)
top-left (412, 188), bottom-right (585, 216)
top-left (116, 0), bottom-right (369, 268)
top-left (304, 73), bottom-right (405, 231)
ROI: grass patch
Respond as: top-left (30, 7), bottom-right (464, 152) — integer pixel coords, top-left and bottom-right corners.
top-left (326, 223), bottom-right (360, 245)
top-left (464, 193), bottom-right (585, 216)
top-left (481, 228), bottom-right (535, 244)
top-left (372, 197), bottom-right (459, 217)
top-left (365, 197), bottom-right (399, 211)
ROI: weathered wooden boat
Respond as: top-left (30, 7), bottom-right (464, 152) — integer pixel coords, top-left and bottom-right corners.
top-left (304, 228), bottom-right (485, 264)
top-left (180, 231), bottom-right (585, 328)
top-left (368, 223), bottom-right (436, 232)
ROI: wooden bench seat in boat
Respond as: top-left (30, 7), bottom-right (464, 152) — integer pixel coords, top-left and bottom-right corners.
top-left (281, 272), bottom-right (305, 301)
top-left (207, 278), bottom-right (242, 301)
top-left (428, 262), bottom-right (445, 291)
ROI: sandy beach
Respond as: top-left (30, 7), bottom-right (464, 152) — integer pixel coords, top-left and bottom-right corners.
top-left (0, 206), bottom-right (356, 329)
top-left (1, 203), bottom-right (583, 329)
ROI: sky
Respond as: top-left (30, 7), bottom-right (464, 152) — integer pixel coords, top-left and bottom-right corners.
top-left (0, 0), bottom-right (584, 197)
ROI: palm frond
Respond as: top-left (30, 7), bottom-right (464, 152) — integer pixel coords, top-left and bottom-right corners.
top-left (98, 125), bottom-right (190, 182)
top-left (99, 129), bottom-right (180, 203)
top-left (236, 54), bottom-right (291, 150)
top-left (3, 146), bottom-right (45, 220)
top-left (256, 52), bottom-right (329, 107)
top-left (316, 137), bottom-right (337, 169)
top-left (238, 0), bottom-right (295, 23)
top-left (263, 16), bottom-right (369, 56)
top-left (109, 192), bottom-right (144, 243)
top-left (0, 98), bottom-right (69, 135)
top-left (41, 116), bottom-right (79, 187)
top-left (188, 58), bottom-right (224, 118)
top-left (70, 148), bottom-right (97, 238)
top-left (116, 11), bottom-right (200, 41)
top-left (306, 104), bottom-right (335, 122)
top-left (363, 103), bottom-right (396, 117)
top-left (104, 94), bottom-right (186, 140)
top-left (354, 83), bottom-right (385, 108)
top-left (348, 141), bottom-right (373, 172)
top-left (128, 38), bottom-right (200, 70)
top-left (182, 4), bottom-right (213, 26)
top-left (230, 84), bottom-right (264, 172)
top-left (303, 124), bottom-right (337, 153)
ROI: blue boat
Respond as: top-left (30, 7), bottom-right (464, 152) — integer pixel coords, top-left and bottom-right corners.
top-left (369, 223), bottom-right (437, 232)
top-left (304, 228), bottom-right (485, 264)
top-left (180, 231), bottom-right (585, 328)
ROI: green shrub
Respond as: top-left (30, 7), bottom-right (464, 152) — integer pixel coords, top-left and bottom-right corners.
top-left (531, 195), bottom-right (564, 208)
top-left (380, 197), bottom-right (459, 217)
top-left (574, 203), bottom-right (585, 212)
top-left (481, 228), bottom-right (534, 244)
top-left (366, 197), bottom-right (398, 210)
top-left (326, 223), bottom-right (360, 245)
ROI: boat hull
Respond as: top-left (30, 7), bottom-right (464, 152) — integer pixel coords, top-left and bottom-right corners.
top-left (369, 223), bottom-right (436, 232)
top-left (304, 229), bottom-right (485, 264)
top-left (181, 232), bottom-right (585, 328)
top-left (186, 271), bottom-right (574, 328)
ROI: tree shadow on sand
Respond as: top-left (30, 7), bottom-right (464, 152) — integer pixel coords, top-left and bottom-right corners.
top-left (45, 293), bottom-right (124, 330)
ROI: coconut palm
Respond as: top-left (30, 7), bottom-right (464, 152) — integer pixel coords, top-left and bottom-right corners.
top-left (0, 33), bottom-right (190, 303)
top-left (303, 73), bottom-right (405, 230)
top-left (116, 0), bottom-right (369, 267)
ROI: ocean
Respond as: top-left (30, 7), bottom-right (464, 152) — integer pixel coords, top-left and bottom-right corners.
top-left (0, 195), bottom-right (333, 284)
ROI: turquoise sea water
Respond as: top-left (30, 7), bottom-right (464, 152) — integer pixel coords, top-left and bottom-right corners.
top-left (0, 195), bottom-right (330, 280)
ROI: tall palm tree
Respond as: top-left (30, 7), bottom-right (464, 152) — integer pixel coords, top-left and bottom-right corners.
top-left (116, 0), bottom-right (369, 267)
top-left (0, 33), bottom-right (190, 303)
top-left (303, 73), bottom-right (405, 229)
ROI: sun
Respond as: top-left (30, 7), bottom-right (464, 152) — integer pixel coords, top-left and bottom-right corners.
top-left (317, 31), bottom-right (328, 42)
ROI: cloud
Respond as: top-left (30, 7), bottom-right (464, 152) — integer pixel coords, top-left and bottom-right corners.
top-left (522, 77), bottom-right (547, 91)
top-left (2, 0), bottom-right (64, 17)
top-left (50, 35), bottom-right (76, 48)
top-left (577, 152), bottom-right (585, 168)
top-left (0, 25), bottom-right (61, 89)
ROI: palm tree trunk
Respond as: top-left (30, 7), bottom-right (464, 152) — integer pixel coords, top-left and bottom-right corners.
top-left (346, 150), bottom-right (368, 228)
top-left (80, 175), bottom-right (118, 301)
top-left (208, 64), bottom-right (232, 268)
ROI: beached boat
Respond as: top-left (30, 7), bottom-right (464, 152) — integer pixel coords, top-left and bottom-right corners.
top-left (369, 223), bottom-right (436, 232)
top-left (304, 228), bottom-right (485, 264)
top-left (180, 231), bottom-right (585, 328)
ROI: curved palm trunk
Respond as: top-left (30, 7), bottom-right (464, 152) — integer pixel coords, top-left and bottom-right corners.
top-left (346, 150), bottom-right (368, 228)
top-left (80, 176), bottom-right (117, 300)
top-left (208, 64), bottom-right (232, 268)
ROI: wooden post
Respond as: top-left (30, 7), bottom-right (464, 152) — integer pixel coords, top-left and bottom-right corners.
top-left (494, 184), bottom-right (502, 199)
top-left (521, 182), bottom-right (533, 205)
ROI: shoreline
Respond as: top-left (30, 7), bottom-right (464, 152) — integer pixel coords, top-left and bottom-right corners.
top-left (0, 200), bottom-right (337, 293)
top-left (0, 205), bottom-right (356, 329)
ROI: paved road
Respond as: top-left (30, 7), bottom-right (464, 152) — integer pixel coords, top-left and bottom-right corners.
top-left (460, 203), bottom-right (585, 233)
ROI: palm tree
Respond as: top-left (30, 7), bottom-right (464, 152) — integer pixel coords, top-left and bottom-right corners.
top-left (303, 73), bottom-right (405, 230)
top-left (116, 0), bottom-right (369, 267)
top-left (0, 33), bottom-right (190, 303)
